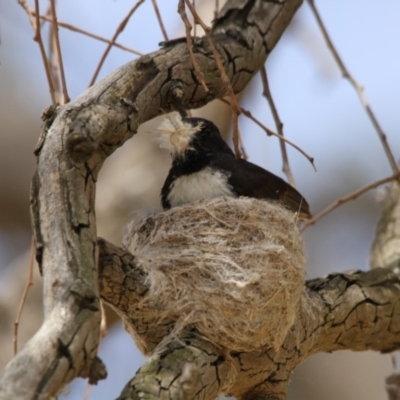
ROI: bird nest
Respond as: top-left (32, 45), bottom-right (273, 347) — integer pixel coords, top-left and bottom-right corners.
top-left (123, 197), bottom-right (306, 353)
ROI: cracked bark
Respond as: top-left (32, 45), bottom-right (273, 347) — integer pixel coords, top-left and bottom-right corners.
top-left (1, 0), bottom-right (399, 399)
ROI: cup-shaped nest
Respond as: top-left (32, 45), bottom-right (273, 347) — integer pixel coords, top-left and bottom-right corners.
top-left (123, 197), bottom-right (305, 353)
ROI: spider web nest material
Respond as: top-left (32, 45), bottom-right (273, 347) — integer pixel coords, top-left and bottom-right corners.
top-left (123, 197), bottom-right (306, 353)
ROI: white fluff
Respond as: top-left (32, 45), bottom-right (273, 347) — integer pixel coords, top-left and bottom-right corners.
top-left (154, 114), bottom-right (203, 155)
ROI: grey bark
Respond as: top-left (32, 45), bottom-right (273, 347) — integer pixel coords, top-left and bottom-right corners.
top-left (1, 0), bottom-right (399, 399)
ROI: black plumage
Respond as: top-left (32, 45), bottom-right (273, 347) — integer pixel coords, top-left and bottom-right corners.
top-left (157, 116), bottom-right (311, 220)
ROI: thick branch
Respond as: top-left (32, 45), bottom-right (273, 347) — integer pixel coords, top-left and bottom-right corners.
top-left (117, 331), bottom-right (237, 400)
top-left (306, 267), bottom-right (400, 353)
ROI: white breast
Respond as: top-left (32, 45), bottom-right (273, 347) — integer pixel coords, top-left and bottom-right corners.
top-left (167, 167), bottom-right (235, 207)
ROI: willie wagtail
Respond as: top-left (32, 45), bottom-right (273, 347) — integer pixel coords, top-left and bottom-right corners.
top-left (155, 115), bottom-right (311, 220)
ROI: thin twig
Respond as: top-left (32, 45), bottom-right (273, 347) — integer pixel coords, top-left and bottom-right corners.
top-left (49, 0), bottom-right (69, 103)
top-left (83, 381), bottom-right (92, 400)
top-left (183, 0), bottom-right (242, 157)
top-left (177, 0), bottom-right (209, 93)
top-left (185, 0), bottom-right (240, 114)
top-left (230, 113), bottom-right (242, 158)
top-left (151, 0), bottom-right (169, 41)
top-left (302, 173), bottom-right (400, 229)
top-left (20, 0), bottom-right (60, 103)
top-left (14, 237), bottom-right (35, 355)
top-left (48, 23), bottom-right (62, 103)
top-left (33, 0), bottom-right (57, 104)
top-left (219, 98), bottom-right (316, 169)
top-left (214, 0), bottom-right (219, 20)
top-left (89, 0), bottom-right (145, 87)
top-left (238, 130), bottom-right (248, 160)
top-left (307, 0), bottom-right (400, 179)
top-left (260, 66), bottom-right (295, 186)
top-left (18, 0), bottom-right (37, 28)
top-left (38, 14), bottom-right (143, 55)
top-left (192, 0), bottom-right (196, 37)
top-left (40, 3), bottom-right (51, 28)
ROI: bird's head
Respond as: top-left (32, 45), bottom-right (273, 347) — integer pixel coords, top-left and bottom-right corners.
top-left (154, 115), bottom-right (224, 158)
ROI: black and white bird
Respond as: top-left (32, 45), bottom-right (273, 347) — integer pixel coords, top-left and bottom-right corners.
top-left (155, 115), bottom-right (311, 220)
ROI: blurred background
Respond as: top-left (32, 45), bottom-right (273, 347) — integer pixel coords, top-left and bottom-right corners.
top-left (1, 1), bottom-right (399, 399)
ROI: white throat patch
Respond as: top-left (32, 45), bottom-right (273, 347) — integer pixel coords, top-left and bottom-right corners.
top-left (167, 167), bottom-right (235, 207)
top-left (154, 114), bottom-right (203, 155)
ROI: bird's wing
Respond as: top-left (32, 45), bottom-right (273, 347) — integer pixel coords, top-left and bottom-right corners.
top-left (211, 155), bottom-right (312, 219)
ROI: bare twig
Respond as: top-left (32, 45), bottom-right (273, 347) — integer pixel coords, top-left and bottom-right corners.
top-left (192, 0), bottom-right (197, 37)
top-left (307, 0), bottom-right (400, 179)
top-left (214, 0), bottom-right (219, 20)
top-left (231, 113), bottom-right (242, 158)
top-left (49, 0), bottom-right (69, 103)
top-left (302, 173), bottom-right (400, 229)
top-left (13, 237), bottom-right (35, 355)
top-left (177, 0), bottom-right (209, 93)
top-left (83, 381), bottom-right (92, 400)
top-left (33, 0), bottom-right (57, 104)
top-left (260, 66), bottom-right (295, 186)
top-left (89, 0), bottom-right (145, 87)
top-left (238, 130), bottom-right (248, 160)
top-left (186, 2), bottom-right (240, 115)
top-left (48, 23), bottom-right (62, 103)
top-left (219, 98), bottom-right (316, 169)
top-left (18, 0), bottom-right (50, 29)
top-left (151, 0), bottom-right (169, 41)
top-left (41, 3), bottom-right (52, 28)
top-left (183, 0), bottom-right (242, 157)
top-left (17, 0), bottom-right (37, 29)
top-left (38, 14), bottom-right (143, 55)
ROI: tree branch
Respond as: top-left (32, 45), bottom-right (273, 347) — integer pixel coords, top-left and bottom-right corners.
top-left (117, 331), bottom-right (236, 400)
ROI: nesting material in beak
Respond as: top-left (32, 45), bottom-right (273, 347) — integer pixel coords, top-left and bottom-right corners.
top-left (154, 114), bottom-right (203, 155)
